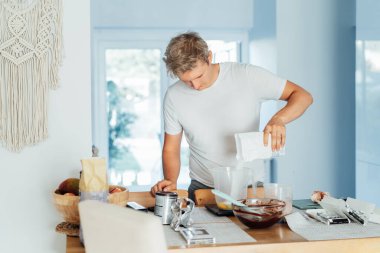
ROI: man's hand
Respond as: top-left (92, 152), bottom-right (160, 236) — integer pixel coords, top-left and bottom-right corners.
top-left (263, 116), bottom-right (286, 151)
top-left (150, 179), bottom-right (177, 196)
top-left (262, 80), bottom-right (313, 151)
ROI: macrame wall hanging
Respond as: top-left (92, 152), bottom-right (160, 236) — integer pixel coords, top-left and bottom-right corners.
top-left (0, 0), bottom-right (63, 152)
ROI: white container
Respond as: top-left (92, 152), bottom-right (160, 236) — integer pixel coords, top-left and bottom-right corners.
top-left (210, 166), bottom-right (250, 210)
top-left (264, 183), bottom-right (293, 215)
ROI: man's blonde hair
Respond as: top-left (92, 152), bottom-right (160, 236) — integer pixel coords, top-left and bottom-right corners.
top-left (163, 32), bottom-right (209, 77)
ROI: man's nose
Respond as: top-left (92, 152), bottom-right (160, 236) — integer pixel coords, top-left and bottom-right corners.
top-left (191, 81), bottom-right (200, 90)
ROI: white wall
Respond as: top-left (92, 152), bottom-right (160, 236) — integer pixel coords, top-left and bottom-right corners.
top-left (276, 0), bottom-right (356, 198)
top-left (0, 1), bottom-right (92, 252)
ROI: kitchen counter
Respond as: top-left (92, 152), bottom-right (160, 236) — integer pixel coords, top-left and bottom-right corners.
top-left (65, 189), bottom-right (380, 253)
top-left (66, 220), bottom-right (380, 253)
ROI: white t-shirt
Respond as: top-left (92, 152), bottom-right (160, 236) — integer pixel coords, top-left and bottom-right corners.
top-left (163, 62), bottom-right (286, 187)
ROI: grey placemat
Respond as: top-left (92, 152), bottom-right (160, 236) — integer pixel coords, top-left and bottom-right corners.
top-left (286, 212), bottom-right (380, 241)
top-left (163, 207), bottom-right (256, 247)
top-left (164, 222), bottom-right (256, 247)
top-left (191, 207), bottom-right (232, 224)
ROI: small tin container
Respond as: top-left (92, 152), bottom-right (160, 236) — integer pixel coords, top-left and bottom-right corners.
top-left (155, 191), bottom-right (178, 224)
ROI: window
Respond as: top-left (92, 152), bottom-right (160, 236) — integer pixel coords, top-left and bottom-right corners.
top-left (356, 40), bottom-right (380, 205)
top-left (93, 30), bottom-right (247, 191)
top-left (207, 40), bottom-right (241, 63)
top-left (106, 49), bottom-right (162, 188)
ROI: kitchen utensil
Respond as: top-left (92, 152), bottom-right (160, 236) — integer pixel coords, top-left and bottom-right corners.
top-left (211, 189), bottom-right (246, 207)
top-left (210, 166), bottom-right (250, 210)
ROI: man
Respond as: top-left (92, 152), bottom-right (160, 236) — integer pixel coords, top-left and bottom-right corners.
top-left (151, 32), bottom-right (313, 201)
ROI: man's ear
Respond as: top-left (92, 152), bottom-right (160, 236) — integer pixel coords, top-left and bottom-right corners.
top-left (208, 51), bottom-right (213, 63)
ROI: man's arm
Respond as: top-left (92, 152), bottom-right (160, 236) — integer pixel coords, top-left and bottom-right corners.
top-left (150, 132), bottom-right (182, 195)
top-left (264, 80), bottom-right (313, 151)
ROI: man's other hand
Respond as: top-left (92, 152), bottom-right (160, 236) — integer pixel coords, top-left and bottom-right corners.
top-left (150, 180), bottom-right (177, 196)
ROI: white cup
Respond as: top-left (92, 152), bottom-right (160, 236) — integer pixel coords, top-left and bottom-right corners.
top-left (264, 183), bottom-right (293, 215)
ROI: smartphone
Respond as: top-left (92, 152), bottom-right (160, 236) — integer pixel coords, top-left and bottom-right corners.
top-left (126, 201), bottom-right (148, 212)
top-left (306, 209), bottom-right (350, 225)
top-left (316, 212), bottom-right (350, 225)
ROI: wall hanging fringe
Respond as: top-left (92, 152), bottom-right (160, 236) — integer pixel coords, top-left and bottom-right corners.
top-left (0, 0), bottom-right (63, 151)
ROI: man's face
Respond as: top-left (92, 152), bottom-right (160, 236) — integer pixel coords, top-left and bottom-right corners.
top-left (177, 60), bottom-right (211, 91)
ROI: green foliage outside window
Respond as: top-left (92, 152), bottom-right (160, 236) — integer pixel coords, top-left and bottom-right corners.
top-left (107, 80), bottom-right (142, 170)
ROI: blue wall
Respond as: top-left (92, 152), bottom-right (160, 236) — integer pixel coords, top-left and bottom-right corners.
top-left (249, 0), bottom-right (278, 134)
top-left (276, 0), bottom-right (356, 199)
top-left (249, 0), bottom-right (277, 72)
top-left (92, 0), bottom-right (253, 30)
top-left (357, 0), bottom-right (380, 39)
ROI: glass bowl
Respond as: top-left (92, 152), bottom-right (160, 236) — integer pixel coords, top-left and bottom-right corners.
top-left (232, 198), bottom-right (286, 228)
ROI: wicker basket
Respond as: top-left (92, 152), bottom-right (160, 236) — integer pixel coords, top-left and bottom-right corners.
top-left (53, 185), bottom-right (129, 225)
top-left (108, 186), bottom-right (129, 206)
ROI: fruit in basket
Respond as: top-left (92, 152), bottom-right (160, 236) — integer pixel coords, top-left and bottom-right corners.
top-left (53, 184), bottom-right (129, 225)
top-left (110, 186), bottom-right (123, 194)
top-left (58, 178), bottom-right (80, 195)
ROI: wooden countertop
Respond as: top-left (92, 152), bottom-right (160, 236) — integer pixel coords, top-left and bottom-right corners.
top-left (66, 220), bottom-right (380, 253)
top-left (65, 188), bottom-right (380, 253)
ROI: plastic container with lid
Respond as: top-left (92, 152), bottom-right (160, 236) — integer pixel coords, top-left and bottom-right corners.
top-left (210, 166), bottom-right (251, 210)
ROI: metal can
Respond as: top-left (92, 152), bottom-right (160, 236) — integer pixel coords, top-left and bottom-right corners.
top-left (154, 191), bottom-right (178, 224)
